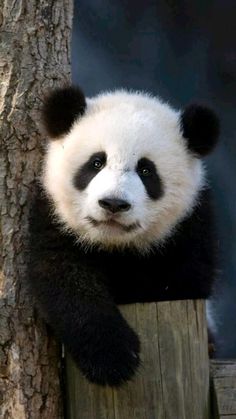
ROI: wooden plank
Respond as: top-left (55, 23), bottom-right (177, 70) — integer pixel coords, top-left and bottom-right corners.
top-left (211, 360), bottom-right (236, 419)
top-left (211, 360), bottom-right (236, 378)
top-left (66, 300), bottom-right (210, 419)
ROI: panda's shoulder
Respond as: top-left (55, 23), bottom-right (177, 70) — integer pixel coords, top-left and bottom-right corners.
top-left (170, 187), bottom-right (215, 248)
top-left (29, 183), bottom-right (54, 232)
top-left (28, 183), bottom-right (75, 252)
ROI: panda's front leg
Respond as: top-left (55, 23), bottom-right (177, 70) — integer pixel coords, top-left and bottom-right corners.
top-left (72, 300), bottom-right (141, 386)
top-left (29, 264), bottom-right (140, 386)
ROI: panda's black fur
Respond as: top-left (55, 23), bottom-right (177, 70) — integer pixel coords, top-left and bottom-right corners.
top-left (27, 86), bottom-right (219, 387)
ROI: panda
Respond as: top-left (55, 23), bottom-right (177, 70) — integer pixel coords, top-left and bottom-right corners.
top-left (28, 86), bottom-right (219, 387)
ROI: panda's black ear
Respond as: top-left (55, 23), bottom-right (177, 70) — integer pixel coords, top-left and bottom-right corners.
top-left (180, 104), bottom-right (220, 157)
top-left (42, 86), bottom-right (86, 139)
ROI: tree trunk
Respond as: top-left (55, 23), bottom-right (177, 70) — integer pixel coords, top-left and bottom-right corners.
top-left (0, 1), bottom-right (73, 417)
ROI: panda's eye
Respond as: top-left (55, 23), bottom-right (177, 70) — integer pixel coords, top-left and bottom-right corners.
top-left (140, 167), bottom-right (151, 176)
top-left (93, 158), bottom-right (104, 170)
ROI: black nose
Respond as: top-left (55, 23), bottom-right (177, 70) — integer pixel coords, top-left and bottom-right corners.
top-left (98, 198), bottom-right (131, 213)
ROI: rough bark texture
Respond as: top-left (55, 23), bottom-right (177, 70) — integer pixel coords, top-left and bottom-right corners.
top-left (0, 1), bottom-right (73, 417)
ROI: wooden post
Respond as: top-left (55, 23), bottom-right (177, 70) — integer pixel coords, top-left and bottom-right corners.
top-left (211, 360), bottom-right (236, 418)
top-left (66, 300), bottom-right (210, 419)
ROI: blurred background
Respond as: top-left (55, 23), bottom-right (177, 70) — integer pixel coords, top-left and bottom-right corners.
top-left (72, 0), bottom-right (236, 357)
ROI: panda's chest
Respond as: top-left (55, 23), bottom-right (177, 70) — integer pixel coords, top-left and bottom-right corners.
top-left (80, 249), bottom-right (172, 304)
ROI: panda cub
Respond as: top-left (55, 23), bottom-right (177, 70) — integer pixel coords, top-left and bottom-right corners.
top-left (28, 86), bottom-right (219, 386)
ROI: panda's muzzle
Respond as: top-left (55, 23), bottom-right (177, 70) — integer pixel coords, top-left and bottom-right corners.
top-left (86, 216), bottom-right (140, 233)
top-left (98, 198), bottom-right (131, 214)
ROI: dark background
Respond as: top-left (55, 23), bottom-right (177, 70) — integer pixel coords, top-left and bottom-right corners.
top-left (72, 0), bottom-right (236, 357)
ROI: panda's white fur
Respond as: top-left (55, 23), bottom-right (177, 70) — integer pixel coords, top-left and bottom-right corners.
top-left (42, 90), bottom-right (205, 252)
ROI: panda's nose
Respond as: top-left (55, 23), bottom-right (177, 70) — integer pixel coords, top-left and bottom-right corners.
top-left (98, 198), bottom-right (131, 213)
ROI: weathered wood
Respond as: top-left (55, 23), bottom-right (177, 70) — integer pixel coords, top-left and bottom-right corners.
top-left (211, 360), bottom-right (236, 419)
top-left (0, 0), bottom-right (73, 417)
top-left (66, 300), bottom-right (210, 419)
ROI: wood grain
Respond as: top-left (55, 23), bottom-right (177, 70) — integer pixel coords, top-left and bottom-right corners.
top-left (66, 300), bottom-right (210, 419)
top-left (211, 360), bottom-right (236, 418)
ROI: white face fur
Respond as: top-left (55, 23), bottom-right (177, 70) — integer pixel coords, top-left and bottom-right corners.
top-left (42, 90), bottom-right (204, 252)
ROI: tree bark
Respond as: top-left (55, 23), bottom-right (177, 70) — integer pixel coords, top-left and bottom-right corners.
top-left (0, 1), bottom-right (73, 417)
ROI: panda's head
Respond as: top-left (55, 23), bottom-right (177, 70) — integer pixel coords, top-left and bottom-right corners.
top-left (41, 86), bottom-right (219, 252)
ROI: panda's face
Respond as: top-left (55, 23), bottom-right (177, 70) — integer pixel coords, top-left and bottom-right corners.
top-left (42, 89), bottom-right (219, 252)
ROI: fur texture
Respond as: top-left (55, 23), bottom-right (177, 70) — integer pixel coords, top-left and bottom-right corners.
top-left (42, 90), bottom-right (205, 251)
top-left (181, 104), bottom-right (220, 156)
top-left (27, 87), bottom-right (219, 386)
top-left (42, 86), bottom-right (86, 138)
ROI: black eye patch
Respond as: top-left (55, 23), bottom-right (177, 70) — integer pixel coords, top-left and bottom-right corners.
top-left (136, 157), bottom-right (163, 200)
top-left (73, 152), bottom-right (107, 190)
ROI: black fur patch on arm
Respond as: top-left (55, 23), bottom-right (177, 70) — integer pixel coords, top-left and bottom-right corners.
top-left (181, 104), bottom-right (220, 156)
top-left (42, 86), bottom-right (86, 139)
top-left (27, 187), bottom-right (140, 386)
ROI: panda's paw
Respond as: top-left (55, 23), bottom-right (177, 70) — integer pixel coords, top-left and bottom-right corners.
top-left (75, 317), bottom-right (141, 386)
